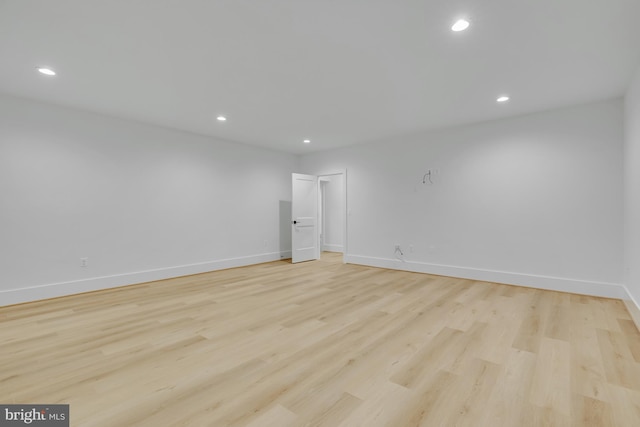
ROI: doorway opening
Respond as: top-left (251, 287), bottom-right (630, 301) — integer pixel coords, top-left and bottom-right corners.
top-left (319, 173), bottom-right (345, 263)
top-left (291, 170), bottom-right (347, 264)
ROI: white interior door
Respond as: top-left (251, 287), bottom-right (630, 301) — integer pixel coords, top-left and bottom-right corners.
top-left (292, 173), bottom-right (319, 263)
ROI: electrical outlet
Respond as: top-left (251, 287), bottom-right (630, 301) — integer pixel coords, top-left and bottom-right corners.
top-left (409, 245), bottom-right (414, 253)
top-left (264, 240), bottom-right (268, 248)
top-left (80, 257), bottom-right (88, 267)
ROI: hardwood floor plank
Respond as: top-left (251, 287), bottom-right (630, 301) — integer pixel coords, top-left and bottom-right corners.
top-left (597, 329), bottom-right (640, 391)
top-left (390, 326), bottom-right (464, 388)
top-left (512, 290), bottom-right (551, 354)
top-left (482, 348), bottom-right (537, 427)
top-left (571, 395), bottom-right (615, 427)
top-left (529, 337), bottom-right (571, 416)
top-left (607, 386), bottom-right (640, 427)
top-left (618, 318), bottom-right (640, 363)
top-left (384, 369), bottom-right (459, 427)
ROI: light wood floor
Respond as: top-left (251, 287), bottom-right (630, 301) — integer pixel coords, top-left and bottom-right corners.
top-left (2, 253), bottom-right (640, 426)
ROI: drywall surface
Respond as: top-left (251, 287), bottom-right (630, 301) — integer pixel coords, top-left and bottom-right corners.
top-left (625, 66), bottom-right (640, 305)
top-left (0, 95), bottom-right (296, 305)
top-left (301, 99), bottom-right (624, 297)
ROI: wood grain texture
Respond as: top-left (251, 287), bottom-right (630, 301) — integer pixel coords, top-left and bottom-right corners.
top-left (1, 253), bottom-right (640, 426)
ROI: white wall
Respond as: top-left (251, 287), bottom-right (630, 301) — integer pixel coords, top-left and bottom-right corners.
top-left (625, 66), bottom-right (640, 305)
top-left (0, 94), bottom-right (629, 305)
top-left (0, 94), bottom-right (297, 305)
top-left (301, 99), bottom-right (625, 298)
top-left (321, 174), bottom-right (344, 252)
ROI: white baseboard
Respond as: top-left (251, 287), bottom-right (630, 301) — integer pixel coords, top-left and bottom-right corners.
top-left (344, 254), bottom-right (626, 299)
top-left (0, 251), bottom-right (290, 307)
top-left (4, 252), bottom-right (630, 309)
top-left (322, 244), bottom-right (344, 253)
top-left (623, 286), bottom-right (640, 331)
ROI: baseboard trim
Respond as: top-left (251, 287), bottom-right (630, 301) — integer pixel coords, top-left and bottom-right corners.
top-left (344, 254), bottom-right (626, 299)
top-left (4, 252), bottom-right (629, 308)
top-left (623, 286), bottom-right (640, 332)
top-left (322, 244), bottom-right (344, 253)
top-left (0, 251), bottom-right (290, 307)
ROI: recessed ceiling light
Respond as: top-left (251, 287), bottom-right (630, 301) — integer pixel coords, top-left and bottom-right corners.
top-left (496, 96), bottom-right (510, 103)
top-left (451, 19), bottom-right (470, 32)
top-left (216, 115), bottom-right (227, 121)
top-left (303, 139), bottom-right (311, 144)
top-left (37, 67), bottom-right (56, 76)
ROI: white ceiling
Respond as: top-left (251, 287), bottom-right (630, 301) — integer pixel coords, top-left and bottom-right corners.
top-left (1, 0), bottom-right (639, 154)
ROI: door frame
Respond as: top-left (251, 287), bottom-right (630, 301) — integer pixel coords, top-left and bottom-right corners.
top-left (316, 169), bottom-right (347, 263)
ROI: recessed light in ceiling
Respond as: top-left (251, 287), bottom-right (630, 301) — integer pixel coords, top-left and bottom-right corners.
top-left (451, 19), bottom-right (470, 32)
top-left (303, 139), bottom-right (311, 144)
top-left (37, 67), bottom-right (56, 76)
top-left (216, 115), bottom-right (227, 121)
top-left (496, 96), bottom-right (510, 103)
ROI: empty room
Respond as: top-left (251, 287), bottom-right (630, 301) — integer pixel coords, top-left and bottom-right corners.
top-left (2, 1), bottom-right (640, 426)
